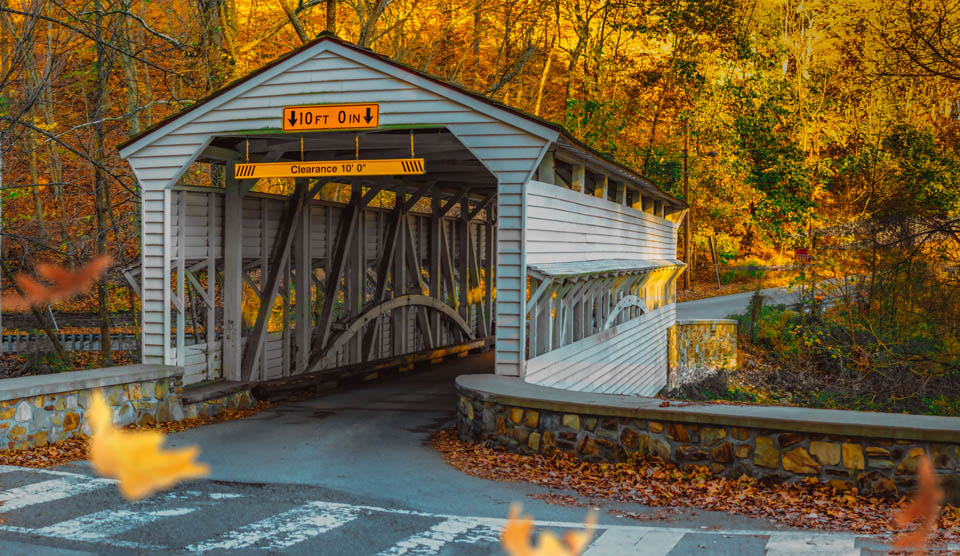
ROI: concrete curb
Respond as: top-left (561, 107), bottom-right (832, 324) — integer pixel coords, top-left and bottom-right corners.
top-left (0, 365), bottom-right (183, 402)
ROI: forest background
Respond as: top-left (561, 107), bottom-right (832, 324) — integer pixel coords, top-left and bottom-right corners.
top-left (0, 0), bottom-right (958, 412)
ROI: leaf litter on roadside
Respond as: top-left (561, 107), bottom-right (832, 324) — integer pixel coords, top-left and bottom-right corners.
top-left (430, 429), bottom-right (960, 549)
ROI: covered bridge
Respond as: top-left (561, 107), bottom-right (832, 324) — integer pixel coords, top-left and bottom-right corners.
top-left (118, 34), bottom-right (687, 396)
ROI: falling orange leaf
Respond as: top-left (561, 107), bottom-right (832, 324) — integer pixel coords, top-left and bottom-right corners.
top-left (893, 454), bottom-right (943, 553)
top-left (87, 390), bottom-right (209, 500)
top-left (501, 503), bottom-right (596, 556)
top-left (4, 256), bottom-right (112, 309)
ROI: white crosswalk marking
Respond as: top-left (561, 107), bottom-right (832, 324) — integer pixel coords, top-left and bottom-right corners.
top-left (764, 533), bottom-right (860, 555)
top-left (582, 528), bottom-right (655, 555)
top-left (585, 529), bottom-right (685, 556)
top-left (185, 500), bottom-right (360, 552)
top-left (35, 507), bottom-right (196, 541)
top-left (378, 518), bottom-right (500, 555)
top-left (0, 476), bottom-right (113, 511)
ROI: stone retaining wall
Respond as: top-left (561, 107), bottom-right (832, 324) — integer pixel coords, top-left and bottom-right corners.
top-left (0, 365), bottom-right (184, 450)
top-left (182, 390), bottom-right (256, 419)
top-left (457, 379), bottom-right (960, 502)
top-left (666, 319), bottom-right (737, 390)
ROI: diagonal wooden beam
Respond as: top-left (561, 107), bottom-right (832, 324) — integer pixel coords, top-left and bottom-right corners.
top-left (467, 194), bottom-right (496, 221)
top-left (239, 181), bottom-right (308, 381)
top-left (305, 191), bottom-right (363, 372)
top-left (437, 188), bottom-right (468, 218)
top-left (402, 181), bottom-right (435, 212)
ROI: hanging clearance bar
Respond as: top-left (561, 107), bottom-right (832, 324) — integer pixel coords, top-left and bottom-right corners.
top-left (234, 159), bottom-right (425, 179)
top-left (282, 103), bottom-right (380, 131)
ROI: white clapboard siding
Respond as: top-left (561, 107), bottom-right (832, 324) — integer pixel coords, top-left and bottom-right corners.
top-left (178, 342), bottom-right (223, 385)
top-left (525, 180), bottom-right (677, 265)
top-left (123, 40), bottom-right (556, 374)
top-left (525, 305), bottom-right (675, 396)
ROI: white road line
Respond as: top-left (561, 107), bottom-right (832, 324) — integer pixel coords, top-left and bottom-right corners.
top-left (185, 500), bottom-right (360, 552)
top-left (35, 507), bottom-right (196, 541)
top-left (764, 533), bottom-right (860, 555)
top-left (378, 518), bottom-right (500, 555)
top-left (0, 477), bottom-right (114, 511)
top-left (584, 529), bottom-right (685, 556)
top-left (0, 524), bottom-right (165, 551)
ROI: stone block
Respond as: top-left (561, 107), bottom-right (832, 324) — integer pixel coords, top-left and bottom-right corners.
top-left (9, 425), bottom-right (27, 442)
top-left (736, 444), bottom-right (752, 459)
top-left (496, 416), bottom-right (506, 435)
top-left (14, 401), bottom-right (31, 422)
top-left (712, 442), bottom-right (734, 463)
top-left (186, 404), bottom-right (199, 419)
top-left (675, 445), bottom-right (710, 461)
top-left (50, 414), bottom-right (63, 426)
top-left (858, 471), bottom-right (897, 499)
top-left (783, 447), bottom-right (820, 474)
top-left (78, 391), bottom-right (91, 409)
top-left (778, 433), bottom-right (805, 448)
top-left (523, 410), bottom-right (539, 429)
top-left (515, 428), bottom-right (530, 445)
top-left (32, 396), bottom-right (44, 408)
top-left (34, 430), bottom-right (48, 447)
top-left (138, 414), bottom-right (156, 427)
top-left (0, 407), bottom-right (15, 420)
top-left (127, 383), bottom-right (143, 401)
top-left (648, 421), bottom-right (663, 434)
top-left (528, 432), bottom-right (541, 452)
top-left (32, 411), bottom-right (50, 430)
top-left (810, 441), bottom-right (841, 466)
top-left (931, 445), bottom-right (953, 469)
top-left (620, 428), bottom-right (639, 450)
top-left (665, 423), bottom-right (689, 442)
top-left (843, 444), bottom-right (865, 470)
top-left (509, 408), bottom-right (524, 425)
top-left (63, 412), bottom-right (80, 432)
top-left (599, 418), bottom-right (617, 431)
top-left (754, 437), bottom-right (779, 468)
top-left (638, 435), bottom-right (670, 459)
top-left (582, 417), bottom-right (597, 431)
top-left (896, 448), bottom-right (926, 475)
top-left (701, 427), bottom-right (726, 447)
top-left (464, 403), bottom-right (474, 421)
top-left (562, 414), bottom-right (580, 431)
top-left (156, 380), bottom-right (170, 400)
top-left (65, 394), bottom-right (78, 410)
top-left (156, 398), bottom-right (173, 423)
top-left (542, 431), bottom-right (556, 454)
top-left (828, 479), bottom-right (853, 491)
top-left (113, 402), bottom-right (136, 427)
top-left (731, 427), bottom-right (750, 441)
top-left (865, 447), bottom-right (890, 458)
top-left (869, 459), bottom-right (894, 469)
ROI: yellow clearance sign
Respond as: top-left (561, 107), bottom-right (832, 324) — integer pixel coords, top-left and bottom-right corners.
top-left (234, 159), bottom-right (425, 180)
top-left (282, 104), bottom-right (379, 131)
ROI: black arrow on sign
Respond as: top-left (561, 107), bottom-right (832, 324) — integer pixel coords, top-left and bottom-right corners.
top-left (287, 111), bottom-right (298, 127)
top-left (364, 107), bottom-right (373, 124)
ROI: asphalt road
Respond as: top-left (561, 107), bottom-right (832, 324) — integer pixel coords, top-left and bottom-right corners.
top-left (0, 353), bottom-right (900, 555)
top-left (676, 286), bottom-right (800, 320)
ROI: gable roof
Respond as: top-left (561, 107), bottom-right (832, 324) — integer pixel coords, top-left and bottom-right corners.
top-left (118, 33), bottom-right (684, 207)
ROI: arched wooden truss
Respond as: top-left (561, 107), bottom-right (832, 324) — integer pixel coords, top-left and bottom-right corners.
top-left (314, 295), bottom-right (475, 362)
top-left (601, 295), bottom-right (647, 330)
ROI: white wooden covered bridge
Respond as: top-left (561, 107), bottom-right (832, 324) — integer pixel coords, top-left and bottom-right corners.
top-left (118, 34), bottom-right (687, 396)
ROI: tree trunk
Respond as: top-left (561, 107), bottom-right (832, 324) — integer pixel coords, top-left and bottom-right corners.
top-left (93, 0), bottom-right (113, 367)
top-left (326, 0), bottom-right (337, 34)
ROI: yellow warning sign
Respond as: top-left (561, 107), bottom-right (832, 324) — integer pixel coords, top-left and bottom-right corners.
top-left (234, 159), bottom-right (425, 180)
top-left (282, 104), bottom-right (379, 131)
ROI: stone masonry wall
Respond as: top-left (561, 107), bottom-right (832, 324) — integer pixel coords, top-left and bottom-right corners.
top-left (0, 375), bottom-right (184, 450)
top-left (182, 390), bottom-right (256, 419)
top-left (457, 392), bottom-right (960, 503)
top-left (667, 319), bottom-right (737, 390)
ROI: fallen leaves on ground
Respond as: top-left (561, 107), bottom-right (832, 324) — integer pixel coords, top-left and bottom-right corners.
top-left (431, 428), bottom-right (960, 547)
top-left (87, 390), bottom-right (209, 500)
top-left (501, 503), bottom-right (596, 556)
top-left (4, 256), bottom-right (112, 310)
top-left (0, 401), bottom-right (270, 468)
top-left (894, 455), bottom-right (944, 552)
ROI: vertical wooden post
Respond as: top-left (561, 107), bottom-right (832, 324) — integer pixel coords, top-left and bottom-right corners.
top-left (393, 202), bottom-right (407, 355)
top-left (538, 151), bottom-right (555, 184)
top-left (572, 163), bottom-right (585, 194)
top-left (259, 199), bottom-right (268, 380)
top-left (485, 206), bottom-right (495, 342)
top-left (430, 194), bottom-right (441, 345)
top-left (293, 178), bottom-right (311, 374)
top-left (223, 165), bottom-right (243, 381)
top-left (459, 196), bottom-right (470, 331)
top-left (176, 192), bottom-right (186, 367)
top-left (206, 191), bottom-right (217, 378)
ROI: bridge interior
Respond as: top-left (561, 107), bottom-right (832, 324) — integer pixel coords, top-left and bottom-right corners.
top-left (164, 128), bottom-right (498, 386)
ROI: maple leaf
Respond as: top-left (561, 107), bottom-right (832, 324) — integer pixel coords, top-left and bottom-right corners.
top-left (87, 390), bottom-right (209, 500)
top-left (501, 503), bottom-right (596, 556)
top-left (893, 454), bottom-right (943, 553)
top-left (4, 256), bottom-right (112, 310)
